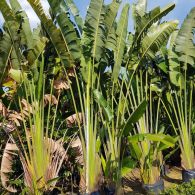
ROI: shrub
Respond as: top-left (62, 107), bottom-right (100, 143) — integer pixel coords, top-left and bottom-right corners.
top-left (162, 180), bottom-right (195, 195)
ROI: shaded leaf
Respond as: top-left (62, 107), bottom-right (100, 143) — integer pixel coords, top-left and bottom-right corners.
top-left (123, 100), bottom-right (147, 136)
top-left (93, 89), bottom-right (114, 122)
top-left (121, 157), bottom-right (136, 177)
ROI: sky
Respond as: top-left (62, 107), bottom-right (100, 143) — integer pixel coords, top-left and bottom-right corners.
top-left (74, 0), bottom-right (195, 26)
top-left (0, 0), bottom-right (195, 29)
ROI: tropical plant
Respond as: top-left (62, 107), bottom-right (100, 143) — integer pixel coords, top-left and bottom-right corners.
top-left (162, 7), bottom-right (195, 171)
top-left (80, 1), bottom-right (132, 193)
top-left (26, 0), bottom-right (81, 68)
top-left (94, 86), bottom-right (147, 193)
top-left (127, 71), bottom-right (177, 185)
top-left (127, 1), bottom-right (178, 71)
top-left (23, 0), bottom-right (179, 193)
top-left (0, 56), bottom-right (73, 194)
top-left (0, 0), bottom-right (186, 194)
top-left (0, 0), bottom-right (47, 85)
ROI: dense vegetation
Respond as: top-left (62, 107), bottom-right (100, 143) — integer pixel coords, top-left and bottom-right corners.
top-left (162, 180), bottom-right (195, 195)
top-left (0, 0), bottom-right (195, 194)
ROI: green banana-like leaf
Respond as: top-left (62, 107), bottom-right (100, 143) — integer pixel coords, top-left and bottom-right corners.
top-left (105, 26), bottom-right (117, 52)
top-left (105, 1), bottom-right (120, 33)
top-left (93, 89), bottom-right (114, 122)
top-left (112, 4), bottom-right (129, 82)
top-left (66, 0), bottom-right (83, 32)
top-left (27, 0), bottom-right (73, 67)
top-left (175, 7), bottom-right (195, 67)
top-left (140, 20), bottom-right (178, 61)
top-left (130, 142), bottom-right (142, 159)
top-left (10, 0), bottom-right (33, 49)
top-left (82, 0), bottom-right (105, 61)
top-left (48, 0), bottom-right (81, 60)
top-left (168, 30), bottom-right (183, 86)
top-left (10, 48), bottom-right (20, 70)
top-left (0, 32), bottom-right (12, 84)
top-left (135, 0), bottom-right (147, 17)
top-left (134, 3), bottom-right (175, 47)
top-left (121, 157), bottom-right (136, 177)
top-left (9, 68), bottom-right (28, 83)
top-left (10, 0), bottom-right (46, 68)
top-left (123, 100), bottom-right (147, 136)
top-left (132, 0), bottom-right (147, 32)
top-left (128, 133), bottom-right (176, 148)
top-left (158, 136), bottom-right (179, 151)
top-left (28, 27), bottom-right (47, 82)
top-left (155, 45), bottom-right (168, 74)
top-left (30, 27), bottom-right (47, 64)
top-left (126, 33), bottom-right (134, 54)
top-left (0, 0), bottom-right (22, 65)
top-left (104, 0), bottom-right (120, 50)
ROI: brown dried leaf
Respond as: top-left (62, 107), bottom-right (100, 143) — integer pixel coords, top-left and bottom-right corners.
top-left (1, 140), bottom-right (19, 193)
top-left (44, 94), bottom-right (58, 106)
top-left (8, 112), bottom-right (23, 127)
top-left (21, 110), bottom-right (30, 118)
top-left (71, 137), bottom-right (84, 165)
top-left (65, 113), bottom-right (83, 128)
top-left (0, 122), bottom-right (16, 134)
top-left (43, 138), bottom-right (67, 190)
top-left (21, 99), bottom-right (33, 114)
top-left (54, 79), bottom-right (71, 90)
top-left (79, 173), bottom-right (86, 194)
top-left (0, 101), bottom-right (7, 117)
top-left (67, 67), bottom-right (75, 77)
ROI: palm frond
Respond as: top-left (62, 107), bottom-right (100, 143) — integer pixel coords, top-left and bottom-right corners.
top-left (140, 21), bottom-right (178, 60)
top-left (82, 0), bottom-right (106, 61)
top-left (48, 0), bottom-right (81, 61)
top-left (112, 4), bottom-right (130, 82)
top-left (175, 7), bottom-right (195, 67)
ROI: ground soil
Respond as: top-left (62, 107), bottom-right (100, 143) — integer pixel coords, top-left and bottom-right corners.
top-left (123, 166), bottom-right (182, 194)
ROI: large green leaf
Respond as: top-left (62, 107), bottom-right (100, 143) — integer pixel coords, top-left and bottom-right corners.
top-left (66, 0), bottom-right (83, 32)
top-left (175, 7), bottom-right (195, 67)
top-left (30, 27), bottom-right (47, 65)
top-left (104, 0), bottom-right (120, 50)
top-left (9, 68), bottom-right (28, 83)
top-left (48, 0), bottom-right (83, 33)
top-left (168, 30), bottom-right (183, 86)
top-left (140, 20), bottom-right (178, 60)
top-left (121, 157), bottom-right (136, 177)
top-left (134, 3), bottom-right (175, 47)
top-left (82, 0), bottom-right (105, 61)
top-left (48, 0), bottom-right (81, 61)
top-left (0, 0), bottom-right (47, 77)
top-left (128, 133), bottom-right (176, 148)
top-left (123, 100), bottom-right (147, 136)
top-left (112, 4), bottom-right (129, 82)
top-left (134, 0), bottom-right (147, 17)
top-left (0, 0), bottom-right (22, 65)
top-left (156, 46), bottom-right (168, 74)
top-left (27, 0), bottom-right (73, 67)
top-left (10, 0), bottom-right (46, 67)
top-left (93, 89), bottom-right (114, 122)
top-left (10, 0), bottom-right (33, 49)
top-left (0, 32), bottom-right (12, 84)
